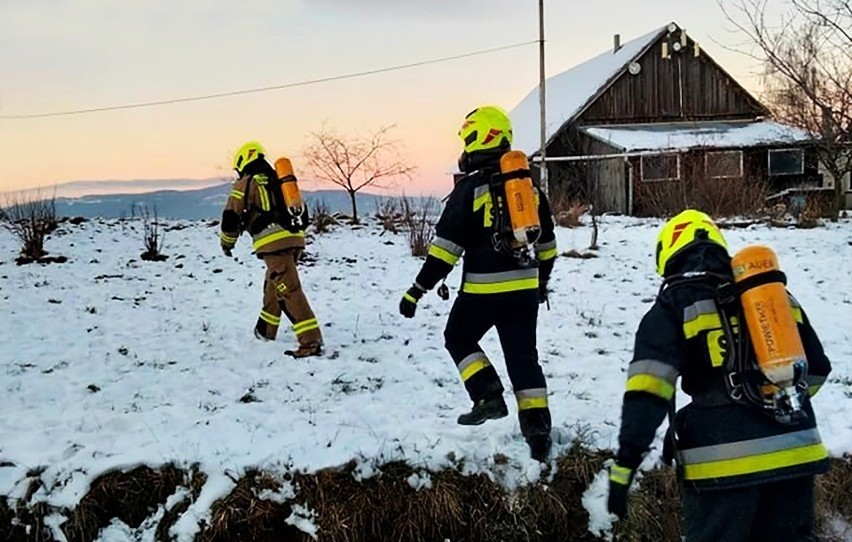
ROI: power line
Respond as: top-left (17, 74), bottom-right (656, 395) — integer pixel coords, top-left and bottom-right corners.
top-left (0, 40), bottom-right (537, 120)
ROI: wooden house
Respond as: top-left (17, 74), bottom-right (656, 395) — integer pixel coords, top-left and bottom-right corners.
top-left (509, 22), bottom-right (824, 216)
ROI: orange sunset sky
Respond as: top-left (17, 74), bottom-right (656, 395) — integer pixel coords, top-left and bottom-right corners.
top-left (0, 0), bottom-right (786, 197)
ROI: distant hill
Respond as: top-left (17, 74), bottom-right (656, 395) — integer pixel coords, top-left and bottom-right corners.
top-left (5, 178), bottom-right (224, 200)
top-left (54, 183), bottom-right (432, 220)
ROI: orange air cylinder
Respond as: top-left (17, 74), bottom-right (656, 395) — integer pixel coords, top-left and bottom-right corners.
top-left (499, 150), bottom-right (541, 246)
top-left (274, 157), bottom-right (304, 213)
top-left (731, 245), bottom-right (806, 389)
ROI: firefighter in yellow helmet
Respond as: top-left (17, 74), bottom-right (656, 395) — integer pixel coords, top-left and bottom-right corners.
top-left (219, 141), bottom-right (323, 358)
top-left (398, 106), bottom-right (558, 461)
top-left (607, 209), bottom-right (832, 541)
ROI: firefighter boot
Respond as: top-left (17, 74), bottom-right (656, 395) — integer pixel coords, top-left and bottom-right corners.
top-left (526, 434), bottom-right (552, 462)
top-left (457, 394), bottom-right (509, 426)
top-left (284, 343), bottom-right (323, 359)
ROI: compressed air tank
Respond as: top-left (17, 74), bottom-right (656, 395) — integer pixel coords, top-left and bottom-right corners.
top-left (499, 150), bottom-right (541, 246)
top-left (274, 157), bottom-right (304, 214)
top-left (731, 245), bottom-right (806, 390)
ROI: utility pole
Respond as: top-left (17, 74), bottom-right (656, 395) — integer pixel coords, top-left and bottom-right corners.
top-left (538, 0), bottom-right (548, 195)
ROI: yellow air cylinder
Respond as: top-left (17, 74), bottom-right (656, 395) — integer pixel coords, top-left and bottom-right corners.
top-left (731, 245), bottom-right (806, 388)
top-left (499, 150), bottom-right (541, 246)
top-left (274, 157), bottom-right (304, 213)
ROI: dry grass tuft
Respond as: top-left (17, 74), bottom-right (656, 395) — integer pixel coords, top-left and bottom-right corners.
top-left (513, 446), bottom-right (612, 541)
top-left (199, 469), bottom-right (307, 542)
top-left (613, 468), bottom-right (682, 542)
top-left (156, 467), bottom-right (207, 542)
top-left (0, 498), bottom-right (52, 541)
top-left (61, 465), bottom-right (184, 542)
top-left (815, 456), bottom-right (852, 540)
top-left (291, 460), bottom-right (512, 542)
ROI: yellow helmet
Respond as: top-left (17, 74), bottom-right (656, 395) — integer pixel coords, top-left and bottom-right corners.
top-left (458, 105), bottom-right (513, 154)
top-left (655, 209), bottom-right (728, 277)
top-left (233, 141), bottom-right (266, 174)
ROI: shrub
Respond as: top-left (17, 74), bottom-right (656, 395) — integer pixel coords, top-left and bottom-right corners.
top-left (137, 205), bottom-right (168, 262)
top-left (403, 196), bottom-right (437, 257)
top-left (375, 197), bottom-right (404, 234)
top-left (311, 199), bottom-right (338, 234)
top-left (2, 190), bottom-right (58, 263)
top-left (637, 175), bottom-right (770, 218)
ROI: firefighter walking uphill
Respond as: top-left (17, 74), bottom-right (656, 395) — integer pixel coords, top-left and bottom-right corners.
top-left (607, 209), bottom-right (832, 541)
top-left (220, 141), bottom-right (323, 358)
top-left (398, 106), bottom-right (558, 462)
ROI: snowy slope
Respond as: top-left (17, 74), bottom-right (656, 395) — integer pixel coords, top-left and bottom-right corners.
top-left (0, 216), bottom-right (850, 540)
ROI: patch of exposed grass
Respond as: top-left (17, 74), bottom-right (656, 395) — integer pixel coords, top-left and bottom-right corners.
top-left (1, 452), bottom-right (851, 541)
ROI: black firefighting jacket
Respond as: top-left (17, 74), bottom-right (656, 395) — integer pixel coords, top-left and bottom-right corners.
top-left (413, 151), bottom-right (557, 295)
top-left (616, 244), bottom-right (832, 490)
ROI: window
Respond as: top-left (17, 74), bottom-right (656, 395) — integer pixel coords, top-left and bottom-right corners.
top-left (705, 151), bottom-right (743, 178)
top-left (641, 154), bottom-right (680, 181)
top-left (768, 149), bottom-right (804, 176)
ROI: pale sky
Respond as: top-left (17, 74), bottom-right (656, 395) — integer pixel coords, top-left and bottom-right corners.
top-left (0, 0), bottom-right (782, 196)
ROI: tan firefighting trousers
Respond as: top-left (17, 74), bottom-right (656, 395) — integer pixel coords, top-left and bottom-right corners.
top-left (254, 249), bottom-right (322, 348)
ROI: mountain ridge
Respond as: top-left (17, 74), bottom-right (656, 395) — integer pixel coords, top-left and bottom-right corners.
top-left (53, 182), bottom-right (436, 220)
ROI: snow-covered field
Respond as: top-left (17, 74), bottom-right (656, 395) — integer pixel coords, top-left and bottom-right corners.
top-left (1, 216), bottom-right (850, 540)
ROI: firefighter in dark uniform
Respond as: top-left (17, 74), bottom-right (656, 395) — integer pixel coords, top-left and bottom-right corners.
top-left (607, 209), bottom-right (832, 541)
top-left (220, 141), bottom-right (323, 358)
top-left (398, 106), bottom-right (558, 461)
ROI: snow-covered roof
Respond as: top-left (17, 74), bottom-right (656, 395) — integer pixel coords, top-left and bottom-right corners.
top-left (510, 24), bottom-right (670, 155)
top-left (581, 120), bottom-right (813, 152)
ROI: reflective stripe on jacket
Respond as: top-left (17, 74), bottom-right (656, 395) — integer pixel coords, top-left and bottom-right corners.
top-left (461, 268), bottom-right (539, 294)
top-left (679, 428), bottom-right (828, 482)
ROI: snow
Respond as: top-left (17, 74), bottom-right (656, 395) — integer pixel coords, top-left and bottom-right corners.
top-left (510, 24), bottom-right (669, 155)
top-left (1, 216), bottom-right (851, 540)
top-left (582, 120), bottom-right (813, 152)
top-left (582, 465), bottom-right (615, 540)
top-left (285, 504), bottom-right (319, 540)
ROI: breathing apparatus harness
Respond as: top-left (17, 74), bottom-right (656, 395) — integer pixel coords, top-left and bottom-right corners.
top-left (660, 270), bottom-right (808, 426)
top-left (241, 170), bottom-right (307, 235)
top-left (486, 151), bottom-right (542, 268)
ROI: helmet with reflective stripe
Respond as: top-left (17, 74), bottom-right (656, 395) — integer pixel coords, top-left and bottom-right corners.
top-left (655, 209), bottom-right (728, 277)
top-left (458, 105), bottom-right (512, 154)
top-left (233, 141), bottom-right (266, 174)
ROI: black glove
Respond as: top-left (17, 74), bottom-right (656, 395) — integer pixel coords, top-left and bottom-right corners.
top-left (399, 283), bottom-right (426, 318)
top-left (607, 463), bottom-right (634, 520)
top-left (538, 280), bottom-right (549, 304)
top-left (221, 243), bottom-right (234, 257)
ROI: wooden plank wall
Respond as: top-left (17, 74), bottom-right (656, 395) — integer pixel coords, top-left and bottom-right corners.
top-left (579, 32), bottom-right (766, 124)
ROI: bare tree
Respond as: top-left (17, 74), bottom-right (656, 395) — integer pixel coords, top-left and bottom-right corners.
top-left (722, 0), bottom-right (852, 220)
top-left (302, 124), bottom-right (415, 223)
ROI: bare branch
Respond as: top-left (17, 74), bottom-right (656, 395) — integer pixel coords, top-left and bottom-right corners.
top-left (301, 124), bottom-right (416, 223)
top-left (722, 0), bottom-right (851, 219)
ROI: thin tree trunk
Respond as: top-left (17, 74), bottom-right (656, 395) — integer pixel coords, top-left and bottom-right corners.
top-left (348, 189), bottom-right (359, 224)
top-left (834, 175), bottom-right (843, 222)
